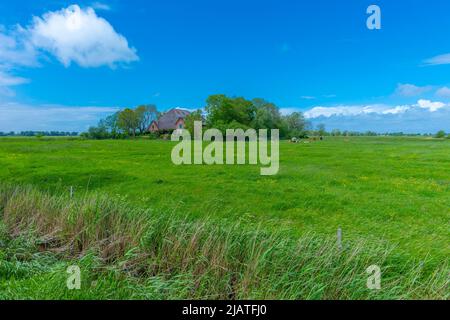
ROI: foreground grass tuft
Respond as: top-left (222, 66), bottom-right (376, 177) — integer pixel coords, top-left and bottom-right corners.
top-left (0, 184), bottom-right (448, 300)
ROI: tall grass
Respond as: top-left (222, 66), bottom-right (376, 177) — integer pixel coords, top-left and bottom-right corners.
top-left (0, 184), bottom-right (448, 299)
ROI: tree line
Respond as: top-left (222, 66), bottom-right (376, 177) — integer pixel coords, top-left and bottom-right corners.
top-left (184, 95), bottom-right (309, 139)
top-left (83, 95), bottom-right (310, 140)
top-left (0, 131), bottom-right (78, 137)
top-left (81, 94), bottom-right (450, 140)
top-left (322, 129), bottom-right (449, 138)
top-left (81, 105), bottom-right (158, 139)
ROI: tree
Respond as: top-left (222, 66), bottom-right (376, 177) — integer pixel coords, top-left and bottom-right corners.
top-left (331, 129), bottom-right (342, 136)
top-left (99, 112), bottom-right (121, 137)
top-left (135, 104), bottom-right (158, 134)
top-left (85, 126), bottom-right (110, 139)
top-left (282, 112), bottom-right (308, 138)
top-left (252, 98), bottom-right (283, 130)
top-left (365, 131), bottom-right (377, 136)
top-left (105, 112), bottom-right (120, 132)
top-left (205, 94), bottom-right (256, 128)
top-left (118, 108), bottom-right (140, 137)
top-left (435, 130), bottom-right (446, 138)
top-left (203, 95), bottom-right (314, 139)
top-left (316, 124), bottom-right (326, 137)
top-left (184, 110), bottom-right (204, 135)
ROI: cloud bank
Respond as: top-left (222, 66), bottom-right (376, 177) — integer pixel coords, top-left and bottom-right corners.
top-left (291, 100), bottom-right (450, 134)
top-left (0, 102), bottom-right (119, 132)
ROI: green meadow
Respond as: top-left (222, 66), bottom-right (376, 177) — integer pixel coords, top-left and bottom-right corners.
top-left (0, 136), bottom-right (449, 299)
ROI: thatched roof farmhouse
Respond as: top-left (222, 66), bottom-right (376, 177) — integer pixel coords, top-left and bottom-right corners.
top-left (148, 109), bottom-right (190, 132)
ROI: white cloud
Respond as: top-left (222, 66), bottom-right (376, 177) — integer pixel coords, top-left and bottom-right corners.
top-left (424, 53), bottom-right (450, 66)
top-left (304, 106), bottom-right (361, 118)
top-left (381, 105), bottom-right (411, 115)
top-left (0, 70), bottom-right (29, 87)
top-left (395, 83), bottom-right (432, 97)
top-left (304, 104), bottom-right (400, 118)
top-left (28, 5), bottom-right (138, 68)
top-left (0, 29), bottom-right (37, 95)
top-left (436, 86), bottom-right (450, 97)
top-left (91, 2), bottom-right (112, 11)
top-left (0, 102), bottom-right (119, 132)
top-left (301, 96), bottom-right (316, 100)
top-left (297, 100), bottom-right (450, 134)
top-left (417, 99), bottom-right (446, 112)
top-left (0, 31), bottom-right (37, 68)
top-left (0, 69), bottom-right (30, 97)
top-left (0, 4), bottom-right (138, 96)
top-left (302, 100), bottom-right (448, 119)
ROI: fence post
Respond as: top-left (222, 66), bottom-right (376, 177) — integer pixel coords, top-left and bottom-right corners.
top-left (70, 186), bottom-right (74, 199)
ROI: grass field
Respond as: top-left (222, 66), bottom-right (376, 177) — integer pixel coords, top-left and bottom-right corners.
top-left (0, 136), bottom-right (449, 299)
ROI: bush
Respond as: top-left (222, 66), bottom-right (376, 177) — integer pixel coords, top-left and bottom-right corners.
top-left (145, 132), bottom-right (160, 140)
top-left (435, 130), bottom-right (446, 139)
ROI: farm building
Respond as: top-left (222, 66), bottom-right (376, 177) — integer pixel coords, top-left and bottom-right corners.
top-left (148, 108), bottom-right (191, 132)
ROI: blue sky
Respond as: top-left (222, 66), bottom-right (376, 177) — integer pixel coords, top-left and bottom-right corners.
top-left (1, 0), bottom-right (450, 133)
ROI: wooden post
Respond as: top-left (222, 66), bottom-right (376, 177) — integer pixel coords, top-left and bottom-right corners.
top-left (70, 186), bottom-right (73, 199)
top-left (337, 227), bottom-right (342, 251)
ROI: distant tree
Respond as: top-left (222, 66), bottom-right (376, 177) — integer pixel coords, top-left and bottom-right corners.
top-left (316, 124), bottom-right (326, 137)
top-left (365, 131), bottom-right (378, 136)
top-left (282, 112), bottom-right (308, 138)
top-left (435, 130), bottom-right (446, 138)
top-left (331, 129), bottom-right (342, 136)
top-left (82, 104), bottom-right (158, 139)
top-left (202, 94), bottom-right (313, 139)
top-left (135, 104), bottom-right (158, 134)
top-left (0, 131), bottom-right (78, 137)
top-left (118, 108), bottom-right (140, 137)
top-left (212, 120), bottom-right (252, 134)
top-left (184, 109), bottom-right (204, 135)
top-left (252, 98), bottom-right (283, 130)
top-left (205, 94), bottom-right (256, 128)
top-left (99, 112), bottom-right (121, 137)
top-left (85, 126), bottom-right (110, 139)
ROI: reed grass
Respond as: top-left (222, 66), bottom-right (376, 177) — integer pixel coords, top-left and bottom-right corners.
top-left (0, 184), bottom-right (448, 299)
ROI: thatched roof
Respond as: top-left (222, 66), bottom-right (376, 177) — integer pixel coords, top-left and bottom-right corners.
top-left (157, 109), bottom-right (190, 130)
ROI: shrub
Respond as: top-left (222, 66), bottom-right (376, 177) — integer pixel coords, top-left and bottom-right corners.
top-left (435, 130), bottom-right (446, 139)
